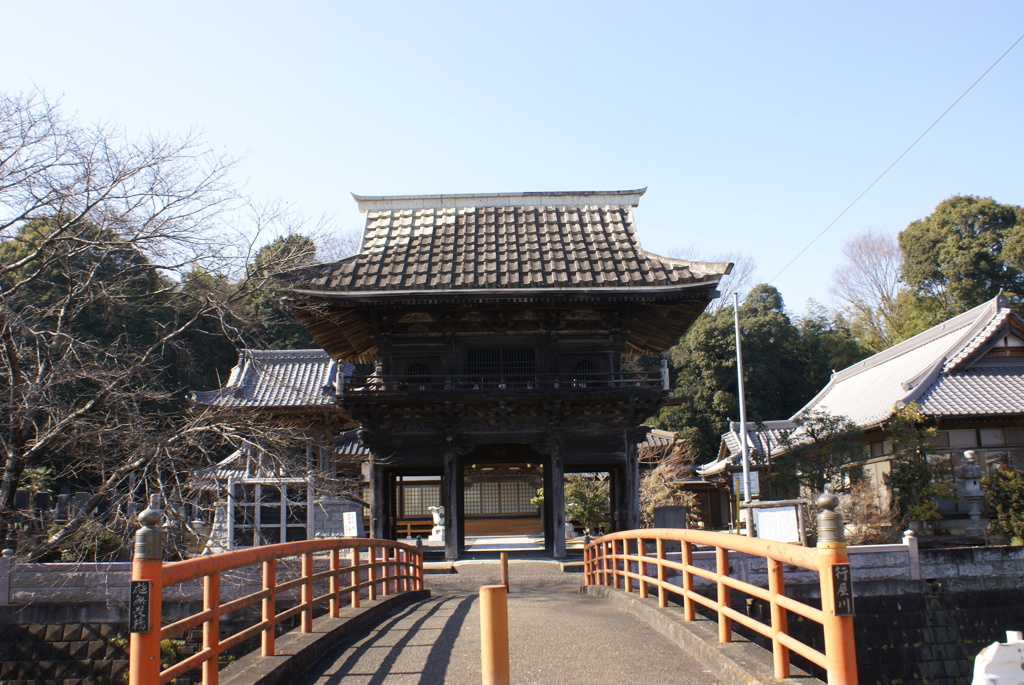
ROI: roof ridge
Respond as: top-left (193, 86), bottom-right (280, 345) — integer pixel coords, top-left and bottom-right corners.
top-left (352, 189), bottom-right (647, 211)
top-left (941, 307), bottom-right (1018, 374)
top-left (821, 296), bottom-right (1000, 388)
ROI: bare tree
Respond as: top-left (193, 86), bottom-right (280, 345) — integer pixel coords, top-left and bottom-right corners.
top-left (0, 90), bottom-right (333, 556)
top-left (667, 246), bottom-right (755, 312)
top-left (830, 230), bottom-right (906, 351)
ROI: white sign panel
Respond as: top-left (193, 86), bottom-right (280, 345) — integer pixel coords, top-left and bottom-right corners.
top-left (732, 471), bottom-right (760, 497)
top-left (753, 506), bottom-right (800, 543)
top-left (343, 511), bottom-right (359, 538)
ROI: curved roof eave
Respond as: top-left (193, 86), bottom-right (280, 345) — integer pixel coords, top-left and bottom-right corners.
top-left (285, 281), bottom-right (724, 300)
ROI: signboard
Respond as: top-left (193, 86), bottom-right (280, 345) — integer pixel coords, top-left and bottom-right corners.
top-left (732, 471), bottom-right (760, 497)
top-left (343, 510), bottom-right (359, 538)
top-left (831, 563), bottom-right (855, 616)
top-left (129, 580), bottom-right (150, 633)
top-left (753, 506), bottom-right (800, 543)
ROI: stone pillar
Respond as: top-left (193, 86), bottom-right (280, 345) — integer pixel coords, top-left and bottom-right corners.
top-left (624, 431), bottom-right (640, 530)
top-left (550, 439), bottom-right (566, 559)
top-left (370, 463), bottom-right (386, 540)
top-left (443, 445), bottom-right (460, 560)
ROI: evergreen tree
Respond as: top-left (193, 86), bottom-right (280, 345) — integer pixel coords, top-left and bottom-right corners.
top-left (654, 285), bottom-right (868, 459)
top-left (899, 195), bottom-right (1023, 318)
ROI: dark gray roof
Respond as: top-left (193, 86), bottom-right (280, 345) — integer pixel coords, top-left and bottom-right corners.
top-left (280, 190), bottom-right (731, 296)
top-left (918, 366), bottom-right (1024, 417)
top-left (701, 420), bottom-right (795, 477)
top-left (335, 430), bottom-right (372, 457)
top-left (192, 349), bottom-right (345, 411)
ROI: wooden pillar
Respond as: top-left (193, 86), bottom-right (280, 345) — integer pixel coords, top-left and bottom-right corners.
top-left (542, 456), bottom-right (554, 554)
top-left (624, 431), bottom-right (640, 531)
top-left (370, 462), bottom-right (386, 540)
top-left (443, 445), bottom-right (460, 560)
top-left (607, 468), bottom-right (621, 532)
top-left (550, 439), bottom-right (566, 559)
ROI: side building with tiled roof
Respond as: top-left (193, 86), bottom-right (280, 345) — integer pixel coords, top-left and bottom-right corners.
top-left (191, 350), bottom-right (367, 552)
top-left (711, 295), bottom-right (1024, 532)
top-left (277, 189), bottom-right (732, 559)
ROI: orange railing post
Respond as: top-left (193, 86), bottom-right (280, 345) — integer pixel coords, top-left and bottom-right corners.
top-left (262, 559), bottom-right (276, 656)
top-left (682, 540), bottom-right (695, 621)
top-left (301, 551), bottom-right (314, 633)
top-left (128, 497), bottom-right (163, 685)
top-left (656, 538), bottom-right (666, 608)
top-left (767, 557), bottom-right (789, 678)
top-left (416, 538), bottom-right (425, 590)
top-left (612, 539), bottom-right (621, 589)
top-left (202, 572), bottom-right (220, 685)
top-left (715, 546), bottom-right (731, 643)
top-left (816, 494), bottom-right (858, 685)
top-left (637, 538), bottom-right (647, 598)
top-left (368, 546), bottom-right (378, 601)
top-left (350, 546), bottom-right (361, 608)
top-left (330, 549), bottom-right (341, 618)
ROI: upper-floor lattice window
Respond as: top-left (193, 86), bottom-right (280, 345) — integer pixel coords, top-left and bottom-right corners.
top-left (467, 347), bottom-right (536, 377)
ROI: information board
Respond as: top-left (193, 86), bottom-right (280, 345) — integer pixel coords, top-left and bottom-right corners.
top-left (753, 505), bottom-right (800, 543)
top-left (343, 510), bottom-right (359, 538)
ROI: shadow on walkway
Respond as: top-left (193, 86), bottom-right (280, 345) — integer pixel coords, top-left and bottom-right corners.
top-left (299, 594), bottom-right (475, 685)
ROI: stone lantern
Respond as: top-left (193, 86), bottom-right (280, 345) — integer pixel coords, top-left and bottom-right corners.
top-left (958, 450), bottom-right (985, 535)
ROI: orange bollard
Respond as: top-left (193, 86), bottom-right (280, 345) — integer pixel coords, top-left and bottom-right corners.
top-left (479, 585), bottom-right (510, 685)
top-left (500, 552), bottom-right (509, 590)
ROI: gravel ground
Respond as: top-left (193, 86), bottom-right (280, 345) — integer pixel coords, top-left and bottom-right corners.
top-left (295, 561), bottom-right (722, 685)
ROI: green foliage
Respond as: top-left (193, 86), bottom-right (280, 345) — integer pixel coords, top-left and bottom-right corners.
top-left (0, 217), bottom-right (172, 347)
top-left (532, 475), bottom-right (611, 534)
top-left (776, 410), bottom-right (865, 497)
top-left (243, 235), bottom-right (318, 349)
top-left (564, 475), bottom-right (610, 534)
top-left (899, 195), bottom-right (1024, 318)
top-left (981, 469), bottom-right (1024, 543)
top-left (884, 403), bottom-right (953, 524)
top-left (655, 284), bottom-right (869, 459)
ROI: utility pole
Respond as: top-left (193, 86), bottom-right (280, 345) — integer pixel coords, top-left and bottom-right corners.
top-left (733, 293), bottom-right (754, 537)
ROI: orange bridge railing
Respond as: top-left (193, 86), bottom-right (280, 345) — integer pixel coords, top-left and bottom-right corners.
top-left (584, 494), bottom-right (857, 685)
top-left (127, 499), bottom-right (423, 685)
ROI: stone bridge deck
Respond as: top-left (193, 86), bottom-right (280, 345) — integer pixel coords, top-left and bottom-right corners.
top-left (290, 561), bottom-right (721, 685)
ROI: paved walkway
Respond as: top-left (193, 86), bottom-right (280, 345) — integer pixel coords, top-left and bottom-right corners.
top-left (295, 561), bottom-right (721, 685)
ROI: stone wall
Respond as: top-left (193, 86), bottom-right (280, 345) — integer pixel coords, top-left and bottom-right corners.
top-left (0, 623), bottom-right (129, 685)
top-left (782, 576), bottom-right (1024, 684)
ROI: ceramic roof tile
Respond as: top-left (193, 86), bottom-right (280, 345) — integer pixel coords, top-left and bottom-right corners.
top-left (192, 349), bottom-right (341, 409)
top-left (281, 192), bottom-right (730, 294)
top-left (792, 295), bottom-right (1022, 429)
top-left (918, 367), bottom-right (1024, 416)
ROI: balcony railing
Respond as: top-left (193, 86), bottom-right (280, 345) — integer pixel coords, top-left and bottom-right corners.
top-left (344, 371), bottom-right (666, 394)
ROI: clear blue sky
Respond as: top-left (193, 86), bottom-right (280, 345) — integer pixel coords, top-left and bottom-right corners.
top-left (5, 2), bottom-right (1023, 313)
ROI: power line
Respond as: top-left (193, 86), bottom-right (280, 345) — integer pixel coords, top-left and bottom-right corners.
top-left (769, 30), bottom-right (1024, 286)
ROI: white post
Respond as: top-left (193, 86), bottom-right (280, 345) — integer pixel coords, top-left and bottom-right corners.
top-left (733, 293), bottom-right (754, 537)
top-left (0, 549), bottom-right (13, 605)
top-left (903, 529), bottom-right (920, 580)
top-left (226, 475), bottom-right (236, 550)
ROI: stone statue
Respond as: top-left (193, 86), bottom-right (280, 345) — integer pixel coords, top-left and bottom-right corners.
top-left (428, 505), bottom-right (445, 526)
top-left (428, 505), bottom-right (445, 542)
